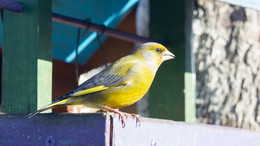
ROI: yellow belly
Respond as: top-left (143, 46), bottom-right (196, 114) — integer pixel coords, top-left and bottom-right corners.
top-left (100, 83), bottom-right (150, 109)
top-left (85, 69), bottom-right (154, 109)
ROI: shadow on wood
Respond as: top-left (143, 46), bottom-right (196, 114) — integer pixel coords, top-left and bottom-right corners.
top-left (0, 113), bottom-right (110, 145)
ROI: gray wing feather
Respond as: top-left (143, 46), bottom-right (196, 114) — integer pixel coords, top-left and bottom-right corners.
top-left (74, 70), bottom-right (125, 93)
top-left (53, 68), bottom-right (126, 102)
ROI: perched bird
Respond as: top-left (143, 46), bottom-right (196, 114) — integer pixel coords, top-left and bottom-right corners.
top-left (29, 42), bottom-right (175, 126)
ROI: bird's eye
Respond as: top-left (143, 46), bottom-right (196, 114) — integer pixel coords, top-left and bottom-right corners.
top-left (155, 48), bottom-right (162, 53)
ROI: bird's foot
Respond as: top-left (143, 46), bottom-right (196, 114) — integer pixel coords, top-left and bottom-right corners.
top-left (102, 105), bottom-right (141, 127)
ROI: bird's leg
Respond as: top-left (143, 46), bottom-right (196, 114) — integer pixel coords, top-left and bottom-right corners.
top-left (103, 105), bottom-right (127, 127)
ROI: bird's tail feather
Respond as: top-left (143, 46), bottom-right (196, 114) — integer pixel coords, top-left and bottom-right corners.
top-left (28, 97), bottom-right (73, 118)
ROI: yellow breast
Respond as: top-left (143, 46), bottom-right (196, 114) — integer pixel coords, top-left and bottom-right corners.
top-left (96, 65), bottom-right (154, 109)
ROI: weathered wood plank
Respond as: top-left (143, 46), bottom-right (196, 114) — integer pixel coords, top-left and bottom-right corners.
top-left (111, 114), bottom-right (260, 146)
top-left (0, 113), bottom-right (110, 145)
top-left (2, 0), bottom-right (52, 113)
top-left (1, 113), bottom-right (260, 145)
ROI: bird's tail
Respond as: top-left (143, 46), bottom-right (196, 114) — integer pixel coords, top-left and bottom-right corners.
top-left (28, 97), bottom-right (73, 118)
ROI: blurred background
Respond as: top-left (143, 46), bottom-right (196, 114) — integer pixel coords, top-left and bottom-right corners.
top-left (0, 0), bottom-right (260, 131)
top-left (194, 0), bottom-right (260, 130)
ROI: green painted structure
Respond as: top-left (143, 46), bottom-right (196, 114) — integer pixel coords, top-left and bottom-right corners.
top-left (149, 0), bottom-right (196, 122)
top-left (2, 0), bottom-right (52, 113)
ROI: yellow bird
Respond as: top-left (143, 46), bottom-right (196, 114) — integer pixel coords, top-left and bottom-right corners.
top-left (29, 42), bottom-right (175, 125)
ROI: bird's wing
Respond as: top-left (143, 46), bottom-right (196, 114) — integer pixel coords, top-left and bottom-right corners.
top-left (70, 72), bottom-right (129, 96)
top-left (53, 59), bottom-right (136, 102)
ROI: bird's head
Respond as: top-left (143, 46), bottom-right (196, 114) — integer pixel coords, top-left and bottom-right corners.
top-left (134, 42), bottom-right (175, 69)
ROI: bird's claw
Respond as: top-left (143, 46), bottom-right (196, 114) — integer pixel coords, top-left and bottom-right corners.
top-left (133, 114), bottom-right (142, 126)
top-left (117, 112), bottom-right (127, 127)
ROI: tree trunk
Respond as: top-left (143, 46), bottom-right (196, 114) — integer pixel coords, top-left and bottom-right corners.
top-left (194, 0), bottom-right (260, 130)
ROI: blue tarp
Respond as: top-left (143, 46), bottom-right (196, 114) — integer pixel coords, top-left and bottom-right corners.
top-left (52, 0), bottom-right (138, 64)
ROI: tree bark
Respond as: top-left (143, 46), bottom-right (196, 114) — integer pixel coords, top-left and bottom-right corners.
top-left (194, 0), bottom-right (260, 130)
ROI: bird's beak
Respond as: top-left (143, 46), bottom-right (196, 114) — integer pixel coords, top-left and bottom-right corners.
top-left (162, 49), bottom-right (175, 61)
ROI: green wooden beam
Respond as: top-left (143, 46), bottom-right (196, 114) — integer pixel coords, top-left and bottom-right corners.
top-left (2, 0), bottom-right (52, 113)
top-left (184, 0), bottom-right (196, 123)
top-left (149, 0), bottom-right (196, 122)
top-left (149, 0), bottom-right (185, 121)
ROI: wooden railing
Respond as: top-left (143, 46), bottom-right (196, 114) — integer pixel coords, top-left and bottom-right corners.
top-left (0, 113), bottom-right (260, 145)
